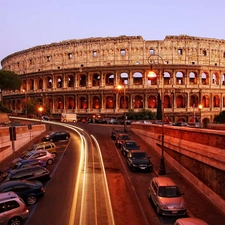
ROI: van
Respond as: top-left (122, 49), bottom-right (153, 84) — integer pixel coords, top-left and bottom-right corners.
top-left (0, 192), bottom-right (29, 225)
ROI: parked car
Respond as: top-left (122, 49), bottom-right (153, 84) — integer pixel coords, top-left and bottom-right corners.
top-left (41, 115), bottom-right (50, 121)
top-left (174, 218), bottom-right (209, 225)
top-left (42, 131), bottom-right (70, 142)
top-left (115, 133), bottom-right (130, 147)
top-left (0, 166), bottom-right (51, 184)
top-left (121, 140), bottom-right (140, 156)
top-left (0, 192), bottom-right (29, 225)
top-left (14, 150), bottom-right (54, 165)
top-left (0, 180), bottom-right (45, 206)
top-left (148, 177), bottom-right (187, 216)
top-left (0, 159), bottom-right (47, 175)
top-left (21, 142), bottom-right (57, 158)
top-left (111, 128), bottom-right (124, 140)
top-left (126, 150), bottom-right (153, 172)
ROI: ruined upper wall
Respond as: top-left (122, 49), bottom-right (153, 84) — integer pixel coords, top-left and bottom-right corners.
top-left (2, 34), bottom-right (225, 74)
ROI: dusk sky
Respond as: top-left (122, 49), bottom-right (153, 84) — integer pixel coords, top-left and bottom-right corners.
top-left (1, 0), bottom-right (225, 68)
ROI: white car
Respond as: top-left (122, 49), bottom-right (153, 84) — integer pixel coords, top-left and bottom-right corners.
top-left (13, 150), bottom-right (54, 165)
top-left (174, 218), bottom-right (209, 225)
top-left (148, 177), bottom-right (186, 216)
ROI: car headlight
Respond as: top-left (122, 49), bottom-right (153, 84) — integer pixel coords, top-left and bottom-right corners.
top-left (131, 163), bottom-right (138, 167)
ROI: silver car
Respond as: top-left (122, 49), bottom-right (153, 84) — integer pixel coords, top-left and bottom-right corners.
top-left (0, 192), bottom-right (29, 225)
top-left (148, 177), bottom-right (187, 216)
top-left (13, 150), bottom-right (54, 165)
top-left (174, 218), bottom-right (209, 225)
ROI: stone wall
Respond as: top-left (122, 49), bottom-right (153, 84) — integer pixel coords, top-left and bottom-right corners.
top-left (0, 124), bottom-right (46, 162)
top-left (131, 123), bottom-right (225, 212)
top-left (2, 35), bottom-right (225, 74)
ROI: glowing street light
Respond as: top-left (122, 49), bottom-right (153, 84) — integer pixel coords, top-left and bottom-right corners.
top-left (23, 89), bottom-right (27, 117)
top-left (198, 104), bottom-right (203, 127)
top-left (148, 54), bottom-right (166, 175)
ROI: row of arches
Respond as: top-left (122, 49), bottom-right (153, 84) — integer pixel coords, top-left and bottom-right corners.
top-left (19, 69), bottom-right (225, 92)
top-left (4, 92), bottom-right (223, 112)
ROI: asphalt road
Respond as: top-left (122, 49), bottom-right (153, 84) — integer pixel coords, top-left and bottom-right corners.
top-left (1, 122), bottom-right (225, 225)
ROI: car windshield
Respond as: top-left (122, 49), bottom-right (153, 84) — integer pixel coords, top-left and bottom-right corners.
top-left (120, 135), bottom-right (129, 140)
top-left (131, 152), bottom-right (147, 159)
top-left (125, 142), bottom-right (139, 149)
top-left (158, 186), bottom-right (181, 197)
top-left (21, 151), bottom-right (33, 159)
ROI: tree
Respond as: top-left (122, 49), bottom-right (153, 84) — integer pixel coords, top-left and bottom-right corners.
top-left (156, 92), bottom-right (162, 120)
top-left (214, 111), bottom-right (225, 123)
top-left (0, 70), bottom-right (22, 102)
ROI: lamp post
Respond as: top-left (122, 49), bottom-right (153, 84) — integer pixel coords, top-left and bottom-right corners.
top-left (198, 104), bottom-right (203, 127)
top-left (23, 89), bottom-right (27, 117)
top-left (148, 54), bottom-right (166, 175)
top-left (117, 84), bottom-right (127, 133)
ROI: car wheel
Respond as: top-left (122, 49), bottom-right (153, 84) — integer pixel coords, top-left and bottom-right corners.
top-left (8, 217), bottom-right (22, 225)
top-left (47, 159), bottom-right (54, 165)
top-left (27, 195), bottom-right (37, 205)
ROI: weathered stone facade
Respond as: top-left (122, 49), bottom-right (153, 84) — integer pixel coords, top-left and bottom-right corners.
top-left (2, 35), bottom-right (225, 121)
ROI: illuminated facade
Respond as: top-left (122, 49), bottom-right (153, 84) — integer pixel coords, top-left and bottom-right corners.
top-left (1, 34), bottom-right (225, 122)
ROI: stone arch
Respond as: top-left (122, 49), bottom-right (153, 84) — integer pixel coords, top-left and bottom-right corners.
top-left (201, 72), bottom-right (209, 85)
top-left (164, 71), bottom-right (171, 85)
top-left (202, 95), bottom-right (209, 107)
top-left (92, 73), bottom-right (100, 86)
top-left (189, 72), bottom-right (197, 85)
top-left (80, 74), bottom-right (87, 87)
top-left (190, 94), bottom-right (199, 107)
top-left (148, 95), bottom-right (157, 108)
top-left (133, 72), bottom-right (143, 85)
top-left (175, 71), bottom-right (184, 85)
top-left (106, 96), bottom-right (114, 109)
top-left (213, 95), bottom-right (220, 107)
top-left (68, 75), bottom-right (74, 87)
top-left (133, 95), bottom-right (143, 108)
top-left (66, 96), bottom-right (75, 109)
top-left (105, 73), bottom-right (114, 86)
top-left (119, 72), bottom-right (129, 85)
top-left (164, 95), bottom-right (172, 108)
top-left (176, 95), bottom-right (185, 108)
top-left (55, 96), bottom-right (63, 109)
top-left (79, 96), bottom-right (87, 109)
top-left (92, 96), bottom-right (100, 109)
top-left (119, 95), bottom-right (128, 109)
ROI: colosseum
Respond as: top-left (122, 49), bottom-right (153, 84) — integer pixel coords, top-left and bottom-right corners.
top-left (1, 34), bottom-right (225, 122)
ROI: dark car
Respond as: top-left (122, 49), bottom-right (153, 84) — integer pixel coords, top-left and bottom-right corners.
top-left (115, 133), bottom-right (130, 147)
top-left (0, 159), bottom-right (47, 175)
top-left (42, 131), bottom-right (70, 142)
top-left (121, 140), bottom-right (140, 156)
top-left (126, 150), bottom-right (153, 172)
top-left (0, 180), bottom-right (45, 206)
top-left (111, 128), bottom-right (124, 140)
top-left (0, 166), bottom-right (51, 184)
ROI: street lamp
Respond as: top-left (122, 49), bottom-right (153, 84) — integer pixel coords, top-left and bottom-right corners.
top-left (198, 104), bottom-right (203, 127)
top-left (38, 106), bottom-right (43, 120)
top-left (148, 54), bottom-right (166, 175)
top-left (23, 89), bottom-right (27, 117)
top-left (117, 84), bottom-right (127, 133)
